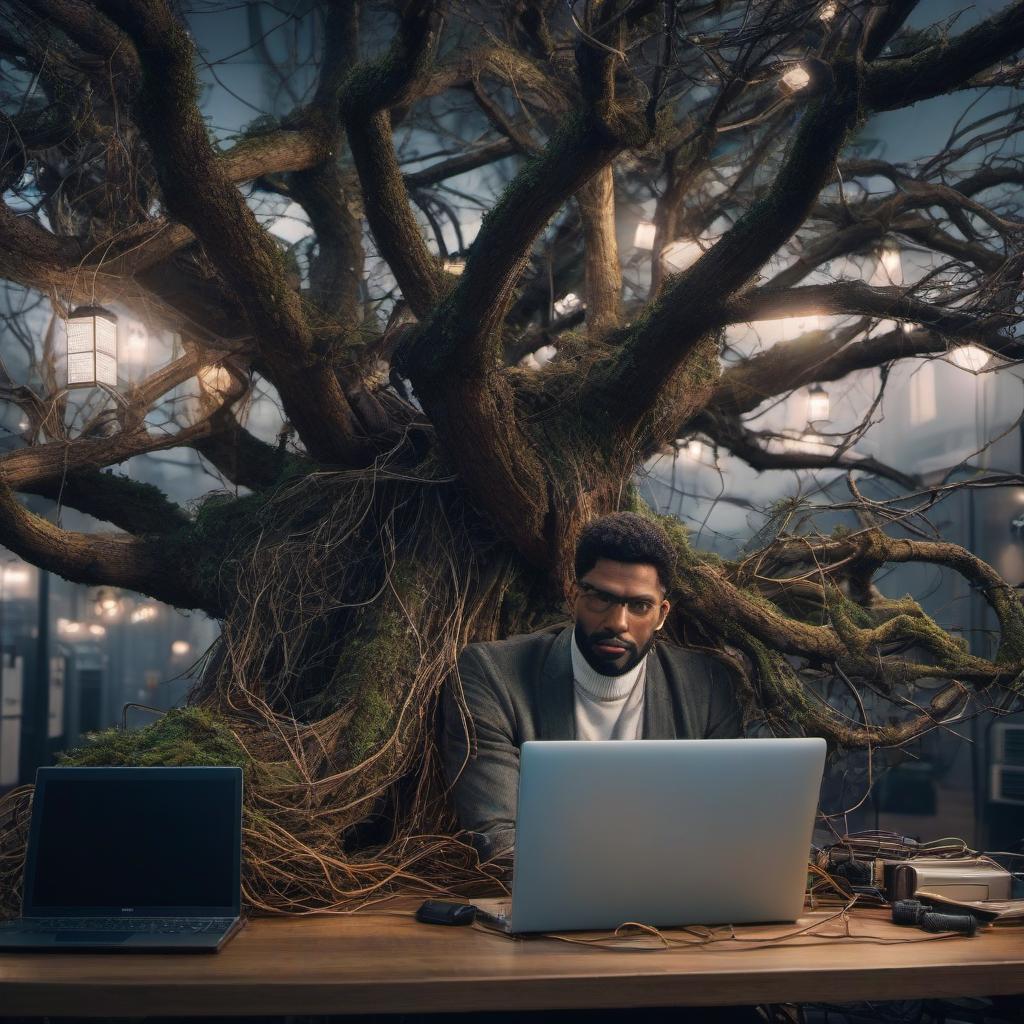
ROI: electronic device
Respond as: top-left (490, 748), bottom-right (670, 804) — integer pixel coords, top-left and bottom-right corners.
top-left (474, 737), bottom-right (826, 934)
top-left (0, 766), bottom-right (245, 952)
top-left (415, 900), bottom-right (476, 926)
top-left (886, 858), bottom-right (1013, 903)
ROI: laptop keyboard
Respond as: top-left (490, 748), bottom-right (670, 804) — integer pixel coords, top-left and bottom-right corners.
top-left (0, 917), bottom-right (234, 934)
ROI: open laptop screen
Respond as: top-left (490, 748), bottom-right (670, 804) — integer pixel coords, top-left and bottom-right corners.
top-left (24, 766), bottom-right (242, 917)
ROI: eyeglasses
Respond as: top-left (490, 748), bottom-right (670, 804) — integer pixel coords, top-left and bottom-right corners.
top-left (576, 581), bottom-right (661, 619)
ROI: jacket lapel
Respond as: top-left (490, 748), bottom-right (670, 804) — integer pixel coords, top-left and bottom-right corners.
top-left (537, 626), bottom-right (576, 739)
top-left (643, 645), bottom-right (677, 739)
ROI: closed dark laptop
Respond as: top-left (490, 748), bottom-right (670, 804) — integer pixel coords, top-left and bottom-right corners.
top-left (0, 766), bottom-right (244, 952)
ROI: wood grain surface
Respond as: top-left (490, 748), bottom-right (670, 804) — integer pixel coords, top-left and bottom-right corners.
top-left (1, 901), bottom-right (1022, 1016)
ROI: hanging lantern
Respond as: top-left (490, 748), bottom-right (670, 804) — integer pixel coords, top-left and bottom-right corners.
top-left (779, 65), bottom-right (811, 94)
top-left (807, 383), bottom-right (830, 424)
top-left (634, 220), bottom-right (656, 250)
top-left (66, 306), bottom-right (118, 388)
top-left (778, 58), bottom-right (832, 98)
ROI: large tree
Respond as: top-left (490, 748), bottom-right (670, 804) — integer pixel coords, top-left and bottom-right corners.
top-left (1, 0), bottom-right (1023, 913)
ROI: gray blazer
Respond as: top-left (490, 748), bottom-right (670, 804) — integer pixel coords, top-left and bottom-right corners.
top-left (441, 625), bottom-right (745, 857)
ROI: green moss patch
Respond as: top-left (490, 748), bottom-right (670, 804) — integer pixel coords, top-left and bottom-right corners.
top-left (58, 708), bottom-right (248, 775)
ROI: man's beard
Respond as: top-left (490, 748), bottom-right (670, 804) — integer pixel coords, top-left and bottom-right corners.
top-left (574, 621), bottom-right (656, 677)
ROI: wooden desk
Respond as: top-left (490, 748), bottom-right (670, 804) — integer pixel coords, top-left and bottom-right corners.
top-left (1, 902), bottom-right (1022, 1017)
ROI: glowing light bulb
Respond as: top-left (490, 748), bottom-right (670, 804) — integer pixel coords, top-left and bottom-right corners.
top-left (947, 345), bottom-right (989, 373)
top-left (807, 384), bottom-right (830, 424)
top-left (819, 0), bottom-right (838, 21)
top-left (781, 65), bottom-right (811, 92)
top-left (442, 258), bottom-right (465, 275)
top-left (92, 586), bottom-right (123, 619)
top-left (197, 365), bottom-right (233, 395)
top-left (171, 640), bottom-right (191, 657)
top-left (553, 293), bottom-right (582, 317)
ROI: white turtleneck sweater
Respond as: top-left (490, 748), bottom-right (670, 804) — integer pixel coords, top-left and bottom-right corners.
top-left (570, 631), bottom-right (647, 741)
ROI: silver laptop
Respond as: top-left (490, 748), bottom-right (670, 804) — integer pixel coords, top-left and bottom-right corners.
top-left (477, 738), bottom-right (825, 933)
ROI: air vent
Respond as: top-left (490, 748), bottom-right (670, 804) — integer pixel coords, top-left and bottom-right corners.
top-left (990, 765), bottom-right (1024, 805)
top-left (993, 723), bottom-right (1024, 767)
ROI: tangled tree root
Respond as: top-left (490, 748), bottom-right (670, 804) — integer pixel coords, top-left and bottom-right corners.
top-left (0, 706), bottom-right (507, 917)
top-left (2, 457), bottom-right (541, 918)
top-left (2, 467), bottom-right (1023, 918)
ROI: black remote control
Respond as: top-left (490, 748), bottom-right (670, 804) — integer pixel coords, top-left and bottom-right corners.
top-left (415, 900), bottom-right (477, 926)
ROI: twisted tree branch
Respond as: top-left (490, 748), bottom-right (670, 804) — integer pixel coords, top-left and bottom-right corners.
top-left (590, 57), bottom-right (862, 436)
top-left (341, 0), bottom-right (447, 317)
top-left (0, 478), bottom-right (212, 612)
top-left (864, 1), bottom-right (1024, 112)
top-left (94, 0), bottom-right (364, 465)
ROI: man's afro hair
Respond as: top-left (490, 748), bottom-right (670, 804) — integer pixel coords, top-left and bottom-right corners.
top-left (574, 512), bottom-right (678, 591)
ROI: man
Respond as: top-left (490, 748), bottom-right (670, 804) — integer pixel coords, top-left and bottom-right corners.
top-left (442, 511), bottom-right (746, 860)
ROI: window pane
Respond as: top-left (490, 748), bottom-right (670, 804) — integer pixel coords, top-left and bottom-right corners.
top-left (95, 317), bottom-right (117, 357)
top-left (95, 352), bottom-right (117, 386)
top-left (67, 350), bottom-right (95, 385)
top-left (66, 318), bottom-right (94, 354)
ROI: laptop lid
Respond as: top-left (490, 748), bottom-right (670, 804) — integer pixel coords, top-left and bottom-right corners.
top-left (23, 766), bottom-right (243, 919)
top-left (510, 738), bottom-right (825, 933)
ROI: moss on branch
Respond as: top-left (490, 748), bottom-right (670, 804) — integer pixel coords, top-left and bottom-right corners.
top-left (27, 469), bottom-right (188, 536)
